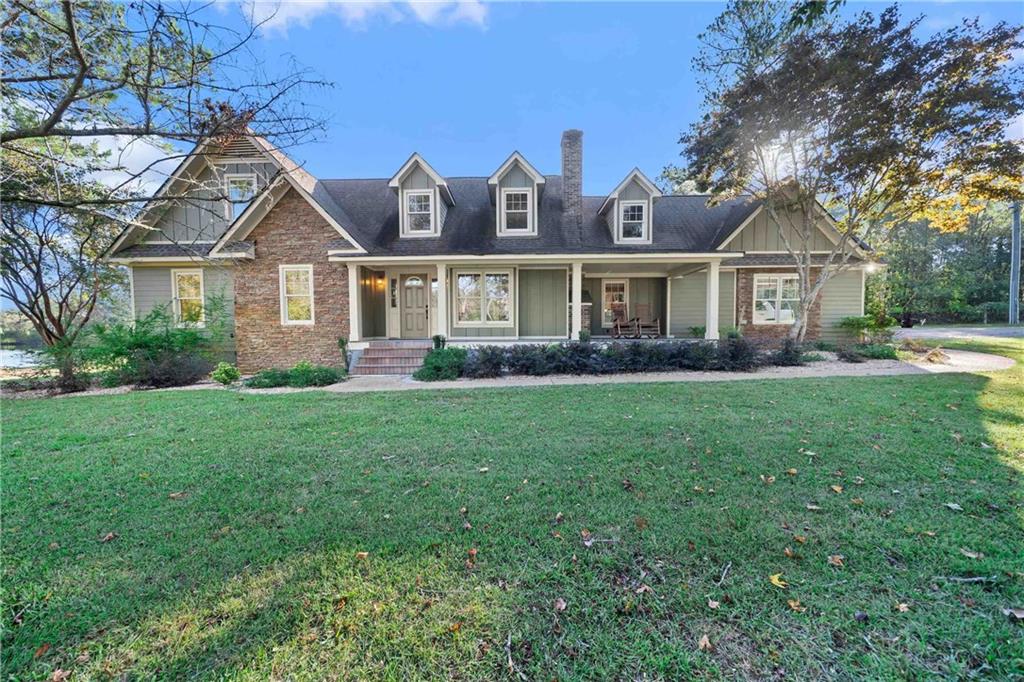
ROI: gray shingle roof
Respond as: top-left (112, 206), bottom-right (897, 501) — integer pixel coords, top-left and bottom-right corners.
top-left (319, 176), bottom-right (760, 257)
top-left (109, 243), bottom-right (216, 259)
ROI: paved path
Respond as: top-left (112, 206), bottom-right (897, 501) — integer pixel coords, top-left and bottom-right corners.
top-left (894, 325), bottom-right (1024, 340)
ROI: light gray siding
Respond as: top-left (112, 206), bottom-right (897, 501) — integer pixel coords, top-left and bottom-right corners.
top-left (819, 270), bottom-right (864, 341)
top-left (144, 161), bottom-right (276, 244)
top-left (403, 166), bottom-right (434, 190)
top-left (724, 210), bottom-right (834, 252)
top-left (131, 265), bottom-right (236, 352)
top-left (619, 178), bottom-right (649, 201)
top-left (497, 164), bottom-right (532, 189)
top-left (668, 270), bottom-right (736, 336)
top-left (518, 269), bottom-right (568, 337)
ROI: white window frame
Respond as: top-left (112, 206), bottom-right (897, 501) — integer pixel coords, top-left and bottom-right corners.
top-left (752, 273), bottom-right (800, 325)
top-left (279, 264), bottom-right (315, 326)
top-left (453, 269), bottom-right (514, 328)
top-left (618, 200), bottom-right (649, 243)
top-left (224, 172), bottom-right (257, 220)
top-left (498, 187), bottom-right (535, 236)
top-left (601, 279), bottom-right (629, 328)
top-left (171, 268), bottom-right (205, 327)
top-left (402, 189), bottom-right (435, 237)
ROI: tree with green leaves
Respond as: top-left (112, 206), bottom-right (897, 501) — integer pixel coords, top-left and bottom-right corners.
top-left (680, 4), bottom-right (1024, 340)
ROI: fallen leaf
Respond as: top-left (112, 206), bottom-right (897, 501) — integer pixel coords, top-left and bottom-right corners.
top-left (635, 584), bottom-right (654, 595)
top-left (168, 491), bottom-right (187, 500)
top-left (478, 467), bottom-right (489, 473)
top-left (828, 554), bottom-right (845, 567)
top-left (787, 599), bottom-right (807, 613)
top-left (830, 485), bottom-right (844, 494)
top-left (794, 535), bottom-right (807, 544)
top-left (896, 602), bottom-right (910, 613)
top-left (1002, 607), bottom-right (1024, 620)
top-left (450, 622), bottom-right (462, 633)
top-left (355, 551), bottom-right (369, 560)
top-left (554, 512), bottom-right (564, 524)
top-left (708, 599), bottom-right (720, 609)
top-left (806, 504), bottom-right (822, 511)
top-left (295, 506), bottom-right (305, 514)
top-left (99, 532), bottom-right (118, 543)
top-left (463, 521), bottom-right (472, 531)
top-left (698, 634), bottom-right (713, 652)
top-left (944, 502), bottom-right (964, 512)
top-left (769, 573), bottom-right (788, 589)
top-left (851, 498), bottom-right (864, 506)
top-left (48, 542), bottom-right (59, 550)
top-left (459, 506), bottom-right (468, 515)
top-left (50, 670), bottom-right (70, 682)
top-left (581, 529), bottom-right (593, 548)
top-left (335, 597), bottom-right (348, 611)
top-left (760, 474), bottom-right (776, 485)
top-left (854, 611), bottom-right (869, 623)
top-left (786, 468), bottom-right (798, 476)
top-left (622, 479), bottom-right (635, 492)
top-left (75, 651), bottom-right (90, 663)
top-left (959, 548), bottom-right (984, 560)
top-left (34, 643), bottom-right (50, 659)
top-left (468, 548), bottom-right (478, 559)
top-left (853, 476), bottom-right (865, 484)
top-left (784, 547), bottom-right (798, 559)
top-left (554, 597), bottom-right (567, 612)
top-left (635, 516), bottom-right (648, 531)
top-left (693, 485), bottom-right (704, 493)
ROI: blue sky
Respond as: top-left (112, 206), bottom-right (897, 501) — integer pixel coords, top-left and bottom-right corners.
top-left (220, 1), bottom-right (1022, 195)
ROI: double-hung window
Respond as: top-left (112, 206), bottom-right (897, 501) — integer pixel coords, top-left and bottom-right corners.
top-left (280, 264), bottom-right (314, 325)
top-left (753, 274), bottom-right (799, 324)
top-left (405, 191), bottom-right (433, 234)
top-left (619, 201), bottom-right (647, 241)
top-left (500, 188), bottom-right (533, 235)
top-left (455, 270), bottom-right (512, 326)
top-left (172, 269), bottom-right (204, 326)
top-left (225, 174), bottom-right (256, 220)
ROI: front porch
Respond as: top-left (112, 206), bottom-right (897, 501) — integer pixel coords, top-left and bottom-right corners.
top-left (340, 257), bottom-right (733, 349)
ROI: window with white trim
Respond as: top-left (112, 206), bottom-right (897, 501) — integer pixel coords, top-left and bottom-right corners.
top-left (500, 188), bottom-right (533, 235)
top-left (753, 274), bottom-right (799, 324)
top-left (405, 191), bottom-right (433, 233)
top-left (172, 269), bottom-right (204, 326)
top-left (280, 265), bottom-right (314, 325)
top-left (225, 174), bottom-right (256, 219)
top-left (455, 270), bottom-right (512, 326)
top-left (602, 280), bottom-right (628, 327)
top-left (619, 201), bottom-right (647, 241)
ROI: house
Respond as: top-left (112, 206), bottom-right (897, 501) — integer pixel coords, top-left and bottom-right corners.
top-left (106, 130), bottom-right (870, 374)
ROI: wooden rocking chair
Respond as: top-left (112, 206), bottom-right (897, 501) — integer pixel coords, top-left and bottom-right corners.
top-left (634, 303), bottom-right (662, 339)
top-left (610, 304), bottom-right (637, 339)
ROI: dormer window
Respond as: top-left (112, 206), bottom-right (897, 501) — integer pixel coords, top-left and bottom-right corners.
top-left (620, 202), bottom-right (647, 240)
top-left (501, 189), bottom-right (532, 233)
top-left (405, 190), bottom-right (433, 233)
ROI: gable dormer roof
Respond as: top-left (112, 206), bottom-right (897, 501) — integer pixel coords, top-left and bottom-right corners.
top-left (598, 168), bottom-right (663, 215)
top-left (487, 151), bottom-right (546, 187)
top-left (387, 153), bottom-right (455, 205)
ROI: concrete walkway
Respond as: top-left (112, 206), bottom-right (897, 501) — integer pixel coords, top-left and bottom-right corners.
top-left (314, 349), bottom-right (1014, 395)
top-left (894, 325), bottom-right (1024, 340)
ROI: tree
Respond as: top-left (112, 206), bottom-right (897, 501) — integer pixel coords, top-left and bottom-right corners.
top-left (1, 1), bottom-right (327, 382)
top-left (682, 5), bottom-right (1024, 340)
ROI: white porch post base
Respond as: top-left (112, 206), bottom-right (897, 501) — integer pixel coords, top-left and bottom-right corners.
top-left (571, 262), bottom-right (583, 340)
top-left (348, 263), bottom-right (361, 342)
top-left (704, 261), bottom-right (720, 340)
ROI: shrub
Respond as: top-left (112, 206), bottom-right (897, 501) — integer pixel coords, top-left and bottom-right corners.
top-left (801, 352), bottom-right (827, 362)
top-left (337, 337), bottom-right (349, 368)
top-left (505, 344), bottom-right (552, 376)
top-left (244, 368), bottom-right (291, 388)
top-left (773, 338), bottom-right (805, 366)
top-left (211, 362), bottom-right (241, 385)
top-left (836, 346), bottom-right (866, 363)
top-left (463, 346), bottom-right (505, 378)
top-left (679, 341), bottom-right (719, 370)
top-left (243, 362), bottom-right (343, 388)
top-left (854, 343), bottom-right (898, 360)
top-left (688, 326), bottom-right (706, 338)
top-left (812, 340), bottom-right (838, 352)
top-left (578, 329), bottom-right (591, 342)
top-left (839, 315), bottom-right (895, 343)
top-left (133, 350), bottom-right (213, 388)
top-left (413, 347), bottom-right (467, 381)
top-left (717, 336), bottom-right (761, 371)
top-left (432, 334), bottom-right (447, 350)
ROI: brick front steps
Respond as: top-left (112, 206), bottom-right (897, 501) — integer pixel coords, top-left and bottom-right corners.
top-left (351, 340), bottom-right (432, 376)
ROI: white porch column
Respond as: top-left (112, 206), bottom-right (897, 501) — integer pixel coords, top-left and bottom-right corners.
top-left (347, 263), bottom-right (361, 342)
top-left (704, 261), bottom-right (720, 340)
top-left (571, 262), bottom-right (583, 340)
top-left (435, 263), bottom-right (449, 337)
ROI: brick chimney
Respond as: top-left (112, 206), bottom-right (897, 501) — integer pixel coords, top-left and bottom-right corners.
top-left (561, 129), bottom-right (583, 225)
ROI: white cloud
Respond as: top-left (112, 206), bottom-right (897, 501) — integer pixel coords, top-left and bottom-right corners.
top-left (88, 136), bottom-right (182, 195)
top-left (242, 0), bottom-right (488, 34)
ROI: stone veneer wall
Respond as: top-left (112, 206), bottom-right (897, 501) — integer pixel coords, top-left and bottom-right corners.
top-left (233, 188), bottom-right (350, 372)
top-left (735, 268), bottom-right (822, 341)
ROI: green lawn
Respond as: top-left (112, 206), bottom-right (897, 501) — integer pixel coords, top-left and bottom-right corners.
top-left (3, 339), bottom-right (1023, 680)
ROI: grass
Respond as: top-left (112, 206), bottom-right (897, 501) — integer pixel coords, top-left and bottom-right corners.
top-left (3, 339), bottom-right (1023, 680)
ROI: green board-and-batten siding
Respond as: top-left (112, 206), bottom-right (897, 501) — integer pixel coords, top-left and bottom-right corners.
top-left (131, 266), bottom-right (236, 354)
top-left (518, 269), bottom-right (567, 337)
top-left (723, 210), bottom-right (834, 252)
top-left (581, 277), bottom-right (666, 336)
top-left (668, 270), bottom-right (736, 336)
